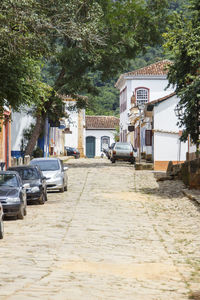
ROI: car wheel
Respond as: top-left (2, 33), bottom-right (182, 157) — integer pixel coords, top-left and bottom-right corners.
top-left (64, 185), bottom-right (67, 191)
top-left (130, 160), bottom-right (134, 164)
top-left (44, 192), bottom-right (48, 201)
top-left (24, 207), bottom-right (27, 216)
top-left (59, 186), bottom-right (64, 193)
top-left (111, 159), bottom-right (116, 163)
top-left (0, 219), bottom-right (4, 239)
top-left (17, 206), bottom-right (24, 220)
top-left (39, 193), bottom-right (45, 205)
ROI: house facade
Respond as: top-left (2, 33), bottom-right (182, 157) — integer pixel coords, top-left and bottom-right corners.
top-left (64, 99), bottom-right (85, 157)
top-left (85, 116), bottom-right (119, 158)
top-left (115, 60), bottom-right (174, 147)
top-left (145, 93), bottom-right (188, 171)
top-left (11, 109), bottom-right (35, 158)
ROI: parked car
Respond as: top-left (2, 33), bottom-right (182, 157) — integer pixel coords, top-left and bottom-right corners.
top-left (110, 142), bottom-right (135, 164)
top-left (0, 171), bottom-right (28, 219)
top-left (30, 158), bottom-right (68, 193)
top-left (8, 166), bottom-right (47, 205)
top-left (0, 203), bottom-right (4, 239)
top-left (65, 146), bottom-right (80, 159)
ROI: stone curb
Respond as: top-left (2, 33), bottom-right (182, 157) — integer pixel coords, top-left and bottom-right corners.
top-left (182, 189), bottom-right (200, 205)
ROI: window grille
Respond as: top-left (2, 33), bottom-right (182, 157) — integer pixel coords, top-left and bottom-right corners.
top-left (136, 88), bottom-right (149, 106)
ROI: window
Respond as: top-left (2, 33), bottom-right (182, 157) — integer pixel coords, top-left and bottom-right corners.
top-left (135, 88), bottom-right (149, 106)
top-left (145, 130), bottom-right (152, 146)
top-left (101, 136), bottom-right (110, 150)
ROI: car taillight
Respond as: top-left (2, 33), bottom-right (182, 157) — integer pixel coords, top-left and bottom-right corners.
top-left (113, 150), bottom-right (116, 155)
top-left (130, 152), bottom-right (133, 156)
top-left (74, 151), bottom-right (76, 154)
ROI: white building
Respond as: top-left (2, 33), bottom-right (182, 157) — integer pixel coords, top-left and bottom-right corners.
top-left (11, 109), bottom-right (35, 157)
top-left (145, 93), bottom-right (188, 171)
top-left (64, 99), bottom-right (85, 157)
top-left (115, 60), bottom-right (174, 144)
top-left (85, 116), bottom-right (119, 158)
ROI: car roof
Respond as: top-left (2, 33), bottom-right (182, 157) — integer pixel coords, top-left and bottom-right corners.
top-left (115, 142), bottom-right (132, 145)
top-left (0, 171), bottom-right (19, 175)
top-left (30, 157), bottom-right (60, 161)
top-left (8, 165), bottom-right (39, 169)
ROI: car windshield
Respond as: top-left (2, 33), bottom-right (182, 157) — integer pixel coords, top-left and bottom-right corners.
top-left (31, 160), bottom-right (60, 171)
top-left (115, 144), bottom-right (132, 150)
top-left (0, 174), bottom-right (18, 187)
top-left (18, 168), bottom-right (39, 180)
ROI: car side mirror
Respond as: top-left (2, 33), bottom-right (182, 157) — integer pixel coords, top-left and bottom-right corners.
top-left (23, 183), bottom-right (30, 189)
top-left (64, 166), bottom-right (68, 171)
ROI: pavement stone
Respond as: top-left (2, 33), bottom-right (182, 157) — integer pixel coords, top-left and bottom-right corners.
top-left (0, 158), bottom-right (200, 299)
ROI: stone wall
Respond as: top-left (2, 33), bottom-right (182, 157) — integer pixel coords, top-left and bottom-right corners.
top-left (167, 159), bottom-right (200, 189)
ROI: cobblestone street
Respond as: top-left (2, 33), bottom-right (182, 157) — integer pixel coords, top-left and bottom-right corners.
top-left (0, 158), bottom-right (200, 300)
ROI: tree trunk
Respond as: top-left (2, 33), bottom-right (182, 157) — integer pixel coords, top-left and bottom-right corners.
top-left (25, 113), bottom-right (45, 156)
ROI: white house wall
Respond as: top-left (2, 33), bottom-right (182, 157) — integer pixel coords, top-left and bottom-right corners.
top-left (86, 129), bottom-right (116, 157)
top-left (154, 132), bottom-right (187, 162)
top-left (129, 78), bottom-right (174, 102)
top-left (153, 94), bottom-right (188, 170)
top-left (11, 110), bottom-right (35, 153)
top-left (64, 102), bottom-right (79, 148)
top-left (119, 77), bottom-right (174, 143)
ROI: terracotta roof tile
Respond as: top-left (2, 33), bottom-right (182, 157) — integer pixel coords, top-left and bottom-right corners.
top-left (116, 60), bottom-right (172, 88)
top-left (126, 60), bottom-right (172, 76)
top-left (147, 92), bottom-right (176, 106)
top-left (86, 116), bottom-right (119, 129)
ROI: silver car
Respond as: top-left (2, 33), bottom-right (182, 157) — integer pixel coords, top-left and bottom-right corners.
top-left (30, 158), bottom-right (68, 192)
top-left (110, 142), bottom-right (135, 164)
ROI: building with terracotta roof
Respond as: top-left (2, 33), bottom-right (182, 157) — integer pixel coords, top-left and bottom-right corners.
top-left (85, 116), bottom-right (119, 158)
top-left (115, 60), bottom-right (175, 162)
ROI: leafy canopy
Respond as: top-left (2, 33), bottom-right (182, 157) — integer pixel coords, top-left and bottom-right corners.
top-left (163, 0), bottom-right (200, 148)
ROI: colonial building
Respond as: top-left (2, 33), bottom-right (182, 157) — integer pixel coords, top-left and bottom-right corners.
top-left (85, 116), bottom-right (119, 158)
top-left (115, 60), bottom-right (174, 147)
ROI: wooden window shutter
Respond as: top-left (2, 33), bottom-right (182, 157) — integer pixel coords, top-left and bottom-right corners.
top-left (145, 130), bottom-right (152, 146)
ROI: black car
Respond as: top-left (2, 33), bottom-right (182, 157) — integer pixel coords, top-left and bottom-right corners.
top-left (65, 146), bottom-right (80, 159)
top-left (0, 171), bottom-right (28, 219)
top-left (8, 166), bottom-right (47, 205)
top-left (0, 203), bottom-right (3, 239)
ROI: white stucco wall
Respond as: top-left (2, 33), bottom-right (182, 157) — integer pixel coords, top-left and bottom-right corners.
top-left (119, 76), bottom-right (174, 143)
top-left (64, 101), bottom-right (79, 148)
top-left (129, 77), bottom-right (174, 102)
top-left (11, 110), bottom-right (35, 152)
top-left (153, 95), bottom-right (188, 162)
top-left (85, 129), bottom-right (116, 157)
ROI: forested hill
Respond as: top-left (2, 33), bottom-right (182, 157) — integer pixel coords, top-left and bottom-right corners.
top-left (86, 0), bottom-right (188, 117)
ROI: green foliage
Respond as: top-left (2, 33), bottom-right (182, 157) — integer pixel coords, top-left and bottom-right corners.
top-left (163, 0), bottom-right (200, 149)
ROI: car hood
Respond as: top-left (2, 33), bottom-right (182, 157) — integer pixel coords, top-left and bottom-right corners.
top-left (0, 187), bottom-right (19, 198)
top-left (22, 179), bottom-right (40, 187)
top-left (42, 170), bottom-right (61, 179)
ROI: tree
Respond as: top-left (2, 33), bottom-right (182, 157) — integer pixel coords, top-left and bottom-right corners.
top-left (163, 0), bottom-right (200, 155)
top-left (1, 0), bottom-right (171, 155)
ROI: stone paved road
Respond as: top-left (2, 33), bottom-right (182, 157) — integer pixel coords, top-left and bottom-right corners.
top-left (0, 158), bottom-right (200, 300)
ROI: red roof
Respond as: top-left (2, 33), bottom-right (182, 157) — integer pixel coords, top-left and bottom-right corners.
top-left (147, 92), bottom-right (176, 106)
top-left (116, 60), bottom-right (172, 88)
top-left (86, 116), bottom-right (119, 129)
top-left (126, 60), bottom-right (172, 76)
